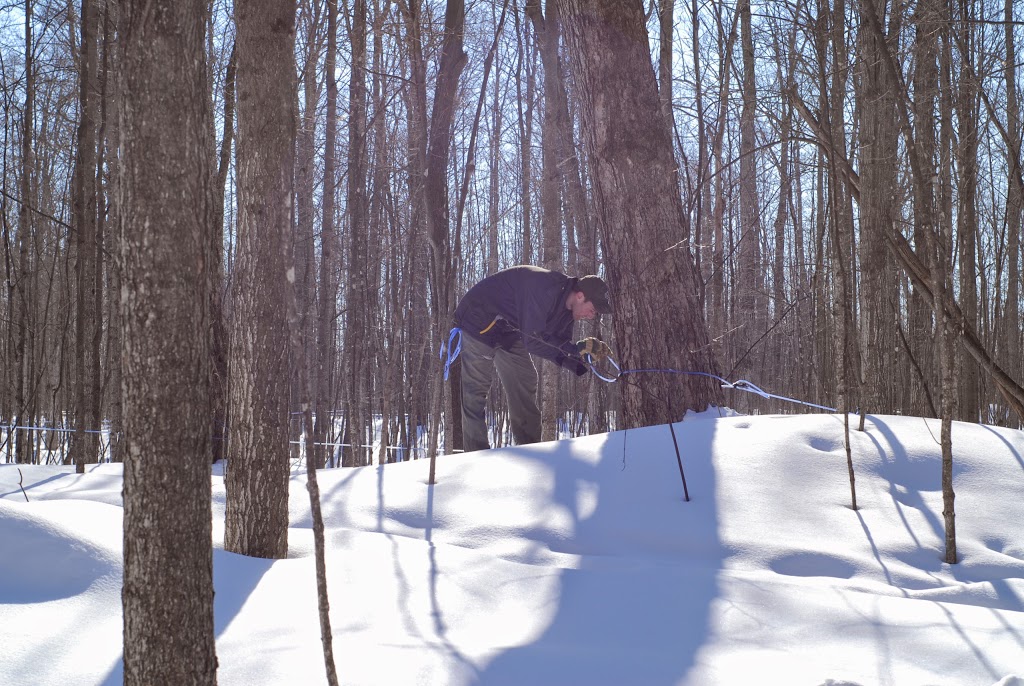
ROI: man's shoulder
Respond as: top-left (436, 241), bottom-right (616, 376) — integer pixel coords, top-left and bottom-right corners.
top-left (501, 265), bottom-right (570, 287)
top-left (496, 264), bottom-right (553, 279)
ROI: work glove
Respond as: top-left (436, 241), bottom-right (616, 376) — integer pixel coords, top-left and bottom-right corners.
top-left (576, 337), bottom-right (612, 362)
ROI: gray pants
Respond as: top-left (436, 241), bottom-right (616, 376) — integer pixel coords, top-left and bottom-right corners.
top-left (459, 333), bottom-right (540, 452)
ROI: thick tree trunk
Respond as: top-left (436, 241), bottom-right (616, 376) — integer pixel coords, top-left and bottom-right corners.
top-left (908, 0), bottom-right (939, 417)
top-left (225, 0), bottom-right (297, 560)
top-left (557, 0), bottom-right (721, 427)
top-left (120, 0), bottom-right (218, 681)
top-left (856, 0), bottom-right (901, 416)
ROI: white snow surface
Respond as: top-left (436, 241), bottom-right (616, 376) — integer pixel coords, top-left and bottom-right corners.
top-left (2, 411), bottom-right (1023, 685)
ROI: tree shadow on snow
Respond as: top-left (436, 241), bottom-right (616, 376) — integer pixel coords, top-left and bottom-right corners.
top-left (478, 417), bottom-right (723, 685)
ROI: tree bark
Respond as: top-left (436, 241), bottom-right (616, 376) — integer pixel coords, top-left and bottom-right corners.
top-left (343, 0), bottom-right (370, 467)
top-left (424, 0), bottom-right (466, 475)
top-left (13, 0), bottom-right (35, 465)
top-left (120, 0), bottom-right (218, 680)
top-left (397, 0), bottom-right (432, 457)
top-left (936, 10), bottom-right (957, 563)
top-left (225, 0), bottom-right (297, 560)
top-left (953, 1), bottom-right (979, 422)
top-left (855, 0), bottom-right (901, 416)
top-left (735, 0), bottom-right (763, 377)
top-left (557, 0), bottom-right (721, 427)
top-left (294, 1), bottom-right (322, 466)
top-left (211, 43), bottom-right (236, 463)
top-left (527, 0), bottom-right (562, 441)
top-left (1002, 0), bottom-right (1022, 396)
top-left (71, 0), bottom-right (101, 472)
top-left (314, 0), bottom-right (339, 469)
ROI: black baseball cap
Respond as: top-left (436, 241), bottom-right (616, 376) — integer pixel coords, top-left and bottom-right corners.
top-left (576, 275), bottom-right (613, 314)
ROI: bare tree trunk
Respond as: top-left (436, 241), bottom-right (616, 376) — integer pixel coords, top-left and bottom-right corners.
top-left (908, 0), bottom-right (939, 417)
top-left (735, 0), bottom-right (762, 377)
top-left (557, 0), bottom-right (721, 426)
top-left (314, 0), bottom-right (339, 469)
top-left (295, 0), bottom-right (323, 466)
top-left (101, 0), bottom-right (122, 463)
top-left (13, 0), bottom-right (35, 465)
top-left (1002, 0), bottom-right (1022, 398)
top-left (487, 7), bottom-right (502, 275)
top-left (425, 0), bottom-right (466, 478)
top-left (954, 1), bottom-right (979, 422)
top-left (120, 0), bottom-right (217, 680)
top-left (527, 0), bottom-right (563, 441)
top-left (514, 10), bottom-right (535, 264)
top-left (369, 0), bottom-right (393, 464)
top-left (856, 0), bottom-right (901, 417)
top-left (71, 0), bottom-right (100, 472)
top-left (706, 7), bottom-right (739, 344)
top-left (937, 13), bottom-right (957, 563)
top-left (397, 0), bottom-right (431, 458)
top-left (769, 26), bottom-right (795, 387)
top-left (343, 0), bottom-right (370, 467)
top-left (225, 0), bottom-right (297, 560)
top-left (212, 43), bottom-right (236, 463)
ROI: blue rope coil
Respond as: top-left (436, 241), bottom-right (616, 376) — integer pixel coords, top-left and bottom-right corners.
top-left (440, 327), bottom-right (463, 381)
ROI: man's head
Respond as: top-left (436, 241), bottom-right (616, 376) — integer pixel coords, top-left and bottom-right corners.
top-left (567, 275), bottom-right (613, 321)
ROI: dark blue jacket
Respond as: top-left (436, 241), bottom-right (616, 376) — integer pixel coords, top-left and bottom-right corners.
top-left (454, 266), bottom-right (587, 375)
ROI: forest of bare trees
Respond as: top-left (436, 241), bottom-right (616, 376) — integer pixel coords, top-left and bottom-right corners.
top-left (3, 0), bottom-right (1024, 473)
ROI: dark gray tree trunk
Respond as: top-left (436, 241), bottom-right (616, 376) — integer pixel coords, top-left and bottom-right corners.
top-left (856, 0), bottom-right (901, 416)
top-left (425, 0), bottom-right (466, 474)
top-left (71, 0), bottom-right (101, 472)
top-left (557, 0), bottom-right (721, 426)
top-left (1002, 0), bottom-right (1022, 398)
top-left (736, 0), bottom-right (763, 377)
top-left (515, 11), bottom-right (536, 265)
top-left (313, 0), bottom-right (339, 469)
top-left (13, 0), bottom-right (35, 465)
top-left (120, 0), bottom-right (218, 680)
top-left (937, 12), bottom-right (957, 563)
top-left (101, 0), bottom-right (122, 463)
top-left (294, 2), bottom-right (322, 466)
top-left (212, 44), bottom-right (236, 463)
top-left (953, 2), bottom-right (979, 422)
top-left (225, 0), bottom-right (297, 560)
top-left (527, 0), bottom-right (563, 440)
top-left (343, 0), bottom-right (370, 467)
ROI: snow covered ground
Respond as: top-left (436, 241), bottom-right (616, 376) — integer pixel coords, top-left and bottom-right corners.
top-left (2, 411), bottom-right (1023, 685)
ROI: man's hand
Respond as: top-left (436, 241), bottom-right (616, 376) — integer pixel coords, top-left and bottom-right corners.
top-left (576, 337), bottom-right (612, 362)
